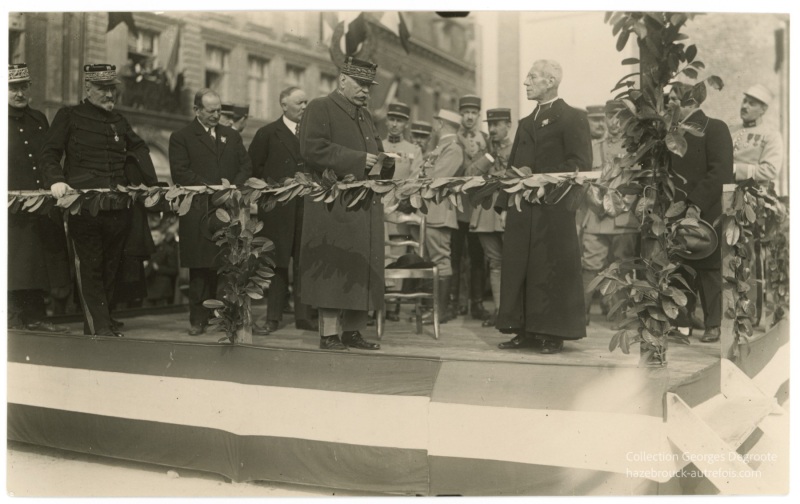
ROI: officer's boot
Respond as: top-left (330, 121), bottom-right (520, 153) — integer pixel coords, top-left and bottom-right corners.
top-left (470, 267), bottom-right (489, 320)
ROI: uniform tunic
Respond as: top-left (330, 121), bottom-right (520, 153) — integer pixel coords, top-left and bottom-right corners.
top-left (298, 90), bottom-right (393, 311)
top-left (468, 135), bottom-right (511, 233)
top-left (730, 121), bottom-right (783, 182)
top-left (7, 106), bottom-right (70, 292)
top-left (384, 137), bottom-right (423, 236)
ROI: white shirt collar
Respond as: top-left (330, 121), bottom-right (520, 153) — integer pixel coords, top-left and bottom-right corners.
top-left (282, 115), bottom-right (299, 134)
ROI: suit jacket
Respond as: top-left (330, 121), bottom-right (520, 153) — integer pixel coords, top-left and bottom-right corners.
top-left (248, 116), bottom-right (305, 268)
top-left (669, 109), bottom-right (734, 270)
top-left (169, 119), bottom-right (252, 268)
top-left (496, 98), bottom-right (592, 340)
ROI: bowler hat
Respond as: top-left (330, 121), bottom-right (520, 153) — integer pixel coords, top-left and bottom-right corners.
top-left (387, 102), bottom-right (411, 119)
top-left (484, 108), bottom-right (511, 122)
top-left (744, 84), bottom-right (773, 106)
top-left (9, 63), bottom-right (30, 83)
top-left (341, 56), bottom-right (379, 86)
top-left (84, 64), bottom-right (121, 85)
top-left (459, 95), bottom-right (481, 111)
top-left (675, 218), bottom-right (719, 260)
top-left (386, 252), bottom-right (436, 269)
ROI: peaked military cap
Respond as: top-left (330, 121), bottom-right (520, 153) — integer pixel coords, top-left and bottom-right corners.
top-left (435, 109), bottom-right (462, 126)
top-left (744, 84), bottom-right (773, 106)
top-left (586, 105), bottom-right (605, 117)
top-left (387, 102), bottom-right (411, 119)
top-left (484, 108), bottom-right (512, 122)
top-left (232, 104), bottom-right (250, 117)
top-left (342, 56), bottom-right (379, 86)
top-left (410, 121), bottom-right (433, 136)
top-left (84, 64), bottom-right (121, 85)
top-left (220, 102), bottom-right (236, 116)
top-left (9, 63), bottom-right (30, 83)
top-left (458, 94), bottom-right (481, 111)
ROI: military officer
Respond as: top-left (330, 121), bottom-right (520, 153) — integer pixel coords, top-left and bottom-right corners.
top-left (410, 120), bottom-right (433, 154)
top-left (219, 102), bottom-right (250, 134)
top-left (42, 64), bottom-right (158, 337)
top-left (467, 108), bottom-right (513, 327)
top-left (729, 84), bottom-right (783, 182)
top-left (7, 63), bottom-right (71, 333)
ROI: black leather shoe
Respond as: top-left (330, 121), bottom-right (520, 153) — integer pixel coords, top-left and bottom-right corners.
top-left (498, 334), bottom-right (539, 349)
top-left (111, 318), bottom-right (125, 331)
top-left (481, 311), bottom-right (497, 328)
top-left (295, 319), bottom-right (317, 331)
top-left (25, 321), bottom-right (70, 333)
top-left (320, 335), bottom-right (348, 350)
top-left (341, 331), bottom-right (380, 350)
top-left (253, 320), bottom-right (278, 335)
top-left (700, 326), bottom-right (720, 343)
top-left (188, 325), bottom-right (206, 336)
top-left (539, 339), bottom-right (564, 354)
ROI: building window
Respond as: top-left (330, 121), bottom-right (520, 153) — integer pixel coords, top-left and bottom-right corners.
top-left (205, 45), bottom-right (230, 95)
top-left (248, 56), bottom-right (270, 119)
top-left (285, 64), bottom-right (306, 89)
top-left (128, 29), bottom-right (159, 72)
top-left (319, 73), bottom-right (337, 97)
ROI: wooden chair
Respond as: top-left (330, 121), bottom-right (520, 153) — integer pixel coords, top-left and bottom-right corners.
top-left (376, 212), bottom-right (440, 340)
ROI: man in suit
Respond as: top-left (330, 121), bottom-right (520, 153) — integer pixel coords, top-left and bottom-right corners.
top-left (248, 86), bottom-right (316, 334)
top-left (298, 56), bottom-right (394, 351)
top-left (495, 59), bottom-right (592, 354)
top-left (169, 88), bottom-right (252, 335)
top-left (7, 63), bottom-right (71, 333)
top-left (43, 64), bottom-right (157, 338)
top-left (668, 82), bottom-right (734, 343)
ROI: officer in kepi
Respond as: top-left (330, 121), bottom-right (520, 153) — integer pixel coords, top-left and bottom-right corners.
top-left (7, 63), bottom-right (72, 333)
top-left (41, 63), bottom-right (158, 338)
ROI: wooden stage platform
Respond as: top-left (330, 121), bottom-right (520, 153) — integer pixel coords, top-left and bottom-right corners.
top-left (57, 303), bottom-right (721, 390)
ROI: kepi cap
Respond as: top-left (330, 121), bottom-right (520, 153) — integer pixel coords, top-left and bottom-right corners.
top-left (458, 94), bottom-right (481, 111)
top-left (84, 64), bottom-right (121, 85)
top-left (341, 56), bottom-right (378, 86)
top-left (434, 109), bottom-right (462, 126)
top-left (484, 108), bottom-right (511, 122)
top-left (9, 63), bottom-right (30, 83)
top-left (232, 104), bottom-right (250, 118)
top-left (586, 105), bottom-right (605, 117)
top-left (410, 121), bottom-right (433, 136)
top-left (387, 102), bottom-right (411, 119)
top-left (605, 100), bottom-right (626, 113)
top-left (744, 84), bottom-right (773, 106)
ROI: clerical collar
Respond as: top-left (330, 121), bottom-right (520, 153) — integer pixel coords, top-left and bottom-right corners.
top-left (283, 115), bottom-right (299, 134)
top-left (743, 118), bottom-right (761, 128)
top-left (537, 97), bottom-right (558, 108)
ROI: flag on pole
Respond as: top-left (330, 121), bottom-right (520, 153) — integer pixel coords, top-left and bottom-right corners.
top-left (379, 12), bottom-right (412, 54)
top-left (166, 25), bottom-right (182, 91)
top-left (107, 12), bottom-right (138, 36)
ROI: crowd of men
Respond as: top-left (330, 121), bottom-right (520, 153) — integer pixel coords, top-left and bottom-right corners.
top-left (7, 57), bottom-right (784, 354)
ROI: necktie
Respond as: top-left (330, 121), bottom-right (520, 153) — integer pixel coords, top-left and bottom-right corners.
top-left (295, 123), bottom-right (300, 136)
top-left (209, 127), bottom-right (216, 140)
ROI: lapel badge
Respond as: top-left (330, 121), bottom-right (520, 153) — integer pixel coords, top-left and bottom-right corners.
top-left (221, 136), bottom-right (227, 144)
top-left (541, 118), bottom-right (550, 127)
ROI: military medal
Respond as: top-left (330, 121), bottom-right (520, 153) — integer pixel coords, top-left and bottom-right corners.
top-left (110, 124), bottom-right (119, 142)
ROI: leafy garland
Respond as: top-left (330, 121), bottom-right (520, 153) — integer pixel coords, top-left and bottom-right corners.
top-left (721, 180), bottom-right (788, 357)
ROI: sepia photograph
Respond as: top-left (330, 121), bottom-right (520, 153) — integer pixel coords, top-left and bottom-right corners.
top-left (3, 1), bottom-right (793, 498)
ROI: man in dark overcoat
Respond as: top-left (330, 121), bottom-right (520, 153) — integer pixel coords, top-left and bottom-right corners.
top-left (248, 86), bottom-right (315, 334)
top-left (495, 59), bottom-right (592, 354)
top-left (298, 57), bottom-right (394, 351)
top-left (169, 88), bottom-right (252, 335)
top-left (7, 64), bottom-right (71, 333)
top-left (42, 64), bottom-right (157, 338)
top-left (668, 82), bottom-right (734, 343)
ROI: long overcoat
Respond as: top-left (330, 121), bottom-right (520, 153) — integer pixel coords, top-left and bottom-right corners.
top-left (298, 91), bottom-right (393, 311)
top-left (248, 116), bottom-right (305, 268)
top-left (495, 99), bottom-right (592, 340)
top-left (8, 105), bottom-right (71, 291)
top-left (169, 119), bottom-right (252, 268)
top-left (669, 109), bottom-right (734, 270)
